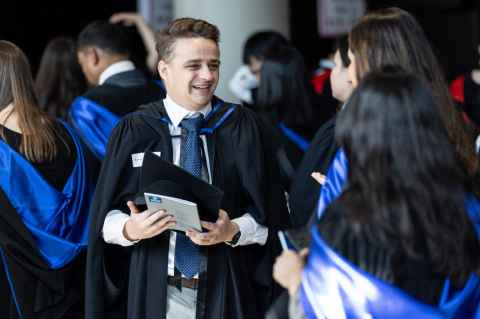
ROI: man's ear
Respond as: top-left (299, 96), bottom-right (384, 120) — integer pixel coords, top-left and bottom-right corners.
top-left (90, 47), bottom-right (101, 67)
top-left (157, 60), bottom-right (168, 80)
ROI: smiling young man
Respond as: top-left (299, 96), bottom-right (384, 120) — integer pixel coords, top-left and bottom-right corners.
top-left (86, 18), bottom-right (290, 319)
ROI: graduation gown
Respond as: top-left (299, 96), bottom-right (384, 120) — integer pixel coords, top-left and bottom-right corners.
top-left (300, 225), bottom-right (480, 319)
top-left (0, 123), bottom-right (92, 319)
top-left (86, 98), bottom-right (290, 319)
top-left (288, 116), bottom-right (338, 227)
top-left (69, 70), bottom-right (166, 183)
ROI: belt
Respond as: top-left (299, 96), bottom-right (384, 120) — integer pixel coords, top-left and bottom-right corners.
top-left (167, 275), bottom-right (199, 290)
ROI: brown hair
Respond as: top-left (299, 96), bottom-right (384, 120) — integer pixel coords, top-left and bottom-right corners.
top-left (155, 17), bottom-right (220, 62)
top-left (349, 7), bottom-right (479, 180)
top-left (35, 37), bottom-right (86, 119)
top-left (0, 40), bottom-right (60, 162)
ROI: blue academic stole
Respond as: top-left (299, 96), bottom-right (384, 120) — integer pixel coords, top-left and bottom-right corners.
top-left (69, 96), bottom-right (120, 159)
top-left (159, 97), bottom-right (237, 135)
top-left (300, 227), bottom-right (480, 319)
top-left (278, 122), bottom-right (310, 152)
top-left (0, 122), bottom-right (92, 269)
top-left (316, 148), bottom-right (348, 220)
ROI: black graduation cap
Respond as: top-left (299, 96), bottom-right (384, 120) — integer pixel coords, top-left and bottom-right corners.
top-left (134, 152), bottom-right (223, 222)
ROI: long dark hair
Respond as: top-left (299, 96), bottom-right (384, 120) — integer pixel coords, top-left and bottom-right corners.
top-left (0, 41), bottom-right (61, 162)
top-left (35, 37), bottom-right (86, 119)
top-left (335, 71), bottom-right (480, 286)
top-left (349, 7), bottom-right (479, 184)
top-left (256, 45), bottom-right (317, 129)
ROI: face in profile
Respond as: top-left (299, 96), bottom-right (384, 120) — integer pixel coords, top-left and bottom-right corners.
top-left (248, 56), bottom-right (262, 82)
top-left (330, 50), bottom-right (354, 102)
top-left (347, 49), bottom-right (359, 88)
top-left (158, 37), bottom-right (220, 111)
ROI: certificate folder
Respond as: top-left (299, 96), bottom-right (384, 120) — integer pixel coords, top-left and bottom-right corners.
top-left (134, 152), bottom-right (224, 223)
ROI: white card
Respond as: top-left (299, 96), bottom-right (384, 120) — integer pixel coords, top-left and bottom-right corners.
top-left (131, 152), bottom-right (161, 168)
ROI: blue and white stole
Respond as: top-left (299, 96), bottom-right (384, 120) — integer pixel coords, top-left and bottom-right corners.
top-left (159, 97), bottom-right (237, 135)
top-left (316, 148), bottom-right (348, 219)
top-left (69, 96), bottom-right (120, 159)
top-left (0, 122), bottom-right (92, 269)
top-left (278, 122), bottom-right (310, 152)
top-left (300, 227), bottom-right (480, 319)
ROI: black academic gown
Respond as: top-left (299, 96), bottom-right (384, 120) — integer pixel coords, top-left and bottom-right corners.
top-left (86, 99), bottom-right (290, 319)
top-left (0, 125), bottom-right (85, 319)
top-left (0, 190), bottom-right (85, 319)
top-left (288, 115), bottom-right (338, 227)
top-left (71, 69), bottom-right (166, 183)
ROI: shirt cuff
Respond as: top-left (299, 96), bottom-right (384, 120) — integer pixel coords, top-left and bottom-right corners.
top-left (229, 213), bottom-right (268, 247)
top-left (102, 209), bottom-right (139, 246)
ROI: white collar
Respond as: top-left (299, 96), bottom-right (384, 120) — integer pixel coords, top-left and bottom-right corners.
top-left (98, 60), bottom-right (135, 85)
top-left (163, 95), bottom-right (211, 128)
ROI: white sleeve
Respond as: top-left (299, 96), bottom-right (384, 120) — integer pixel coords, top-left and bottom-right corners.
top-left (230, 213), bottom-right (268, 246)
top-left (228, 65), bottom-right (257, 104)
top-left (102, 210), bottom-right (139, 246)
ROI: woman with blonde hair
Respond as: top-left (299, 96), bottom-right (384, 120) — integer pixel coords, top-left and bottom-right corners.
top-left (0, 40), bottom-right (92, 319)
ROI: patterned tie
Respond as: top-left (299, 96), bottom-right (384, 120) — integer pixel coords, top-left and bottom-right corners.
top-left (174, 115), bottom-right (204, 278)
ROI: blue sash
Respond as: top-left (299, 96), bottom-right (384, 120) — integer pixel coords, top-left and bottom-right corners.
top-left (69, 96), bottom-right (120, 159)
top-left (159, 97), bottom-right (237, 135)
top-left (300, 227), bottom-right (480, 319)
top-left (278, 122), bottom-right (310, 152)
top-left (316, 148), bottom-right (348, 219)
top-left (0, 122), bottom-right (92, 269)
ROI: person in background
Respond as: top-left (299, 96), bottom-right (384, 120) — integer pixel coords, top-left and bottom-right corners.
top-left (274, 71), bottom-right (480, 318)
top-left (110, 12), bottom-right (158, 73)
top-left (450, 48), bottom-right (480, 152)
top-left (315, 7), bottom-right (480, 222)
top-left (35, 37), bottom-right (87, 120)
top-left (0, 40), bottom-right (92, 319)
top-left (229, 31), bottom-right (288, 106)
top-left (71, 20), bottom-right (165, 170)
top-left (287, 35), bottom-right (352, 228)
top-left (255, 45), bottom-right (337, 171)
top-left (265, 35), bottom-right (353, 319)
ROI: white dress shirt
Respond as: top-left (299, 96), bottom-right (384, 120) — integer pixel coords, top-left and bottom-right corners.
top-left (102, 95), bottom-right (268, 277)
top-left (98, 60), bottom-right (136, 85)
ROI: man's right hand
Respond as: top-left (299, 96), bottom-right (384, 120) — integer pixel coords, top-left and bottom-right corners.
top-left (123, 201), bottom-right (176, 241)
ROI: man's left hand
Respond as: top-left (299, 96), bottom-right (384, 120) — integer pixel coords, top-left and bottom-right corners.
top-left (186, 209), bottom-right (239, 245)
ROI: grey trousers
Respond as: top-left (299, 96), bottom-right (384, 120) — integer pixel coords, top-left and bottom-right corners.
top-left (166, 284), bottom-right (198, 319)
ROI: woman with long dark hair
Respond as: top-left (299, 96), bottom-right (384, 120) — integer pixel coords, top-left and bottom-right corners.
top-left (0, 40), bottom-right (92, 319)
top-left (315, 6), bottom-right (480, 220)
top-left (35, 37), bottom-right (87, 119)
top-left (256, 45), bottom-right (337, 169)
top-left (273, 71), bottom-right (480, 318)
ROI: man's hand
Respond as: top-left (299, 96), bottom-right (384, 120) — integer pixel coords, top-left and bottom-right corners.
top-left (186, 209), bottom-right (239, 246)
top-left (273, 248), bottom-right (309, 296)
top-left (123, 201), bottom-right (176, 241)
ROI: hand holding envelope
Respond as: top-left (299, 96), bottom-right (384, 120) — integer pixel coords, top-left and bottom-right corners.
top-left (123, 200), bottom-right (176, 241)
